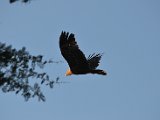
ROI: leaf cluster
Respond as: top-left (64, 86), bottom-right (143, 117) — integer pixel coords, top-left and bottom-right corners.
top-left (9, 0), bottom-right (31, 4)
top-left (0, 42), bottom-right (57, 101)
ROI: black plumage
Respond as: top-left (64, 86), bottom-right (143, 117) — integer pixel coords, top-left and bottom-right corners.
top-left (59, 31), bottom-right (106, 75)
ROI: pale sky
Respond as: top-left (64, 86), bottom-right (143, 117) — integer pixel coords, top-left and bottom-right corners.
top-left (0, 0), bottom-right (160, 120)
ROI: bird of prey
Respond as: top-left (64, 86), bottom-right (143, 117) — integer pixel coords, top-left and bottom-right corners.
top-left (59, 31), bottom-right (107, 76)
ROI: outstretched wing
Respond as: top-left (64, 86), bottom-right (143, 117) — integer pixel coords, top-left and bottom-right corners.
top-left (87, 53), bottom-right (102, 70)
top-left (59, 31), bottom-right (89, 73)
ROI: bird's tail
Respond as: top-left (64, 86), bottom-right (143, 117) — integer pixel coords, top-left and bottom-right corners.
top-left (90, 69), bottom-right (107, 75)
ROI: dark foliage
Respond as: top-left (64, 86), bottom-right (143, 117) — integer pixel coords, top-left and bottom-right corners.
top-left (0, 42), bottom-right (58, 101)
top-left (9, 0), bottom-right (31, 3)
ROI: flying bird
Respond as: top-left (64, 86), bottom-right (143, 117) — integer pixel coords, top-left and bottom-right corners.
top-left (59, 31), bottom-right (107, 76)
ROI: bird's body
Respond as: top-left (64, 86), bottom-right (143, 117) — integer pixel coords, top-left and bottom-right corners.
top-left (59, 31), bottom-right (107, 76)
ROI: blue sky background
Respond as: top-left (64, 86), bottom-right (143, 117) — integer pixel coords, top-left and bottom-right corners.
top-left (0, 0), bottom-right (160, 120)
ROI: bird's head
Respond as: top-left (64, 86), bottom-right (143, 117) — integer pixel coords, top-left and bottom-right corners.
top-left (65, 69), bottom-right (72, 76)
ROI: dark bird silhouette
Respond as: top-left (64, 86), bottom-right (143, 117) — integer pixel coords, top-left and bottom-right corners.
top-left (59, 31), bottom-right (107, 76)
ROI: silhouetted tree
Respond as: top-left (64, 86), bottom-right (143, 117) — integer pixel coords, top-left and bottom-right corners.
top-left (9, 0), bottom-right (31, 4)
top-left (0, 42), bottom-right (59, 101)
